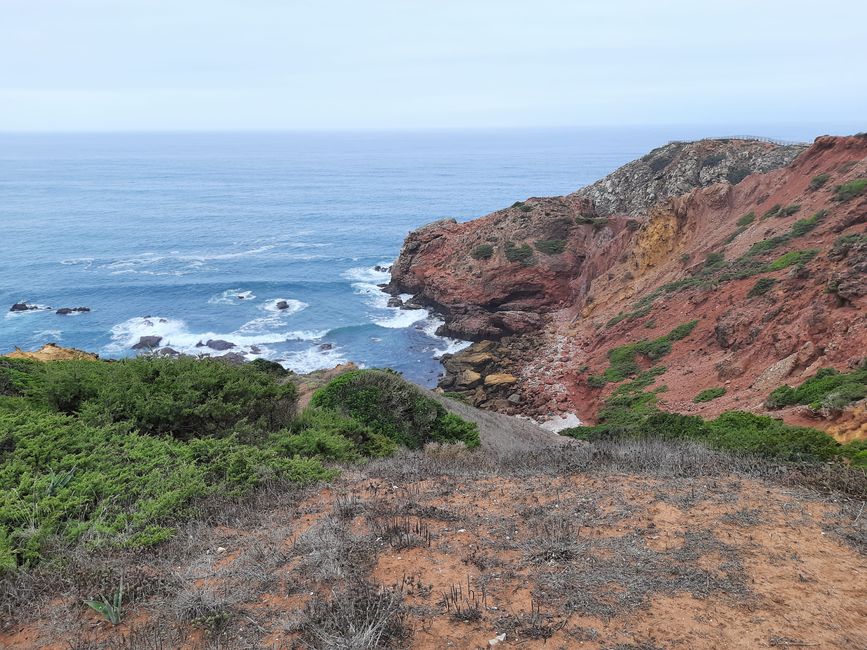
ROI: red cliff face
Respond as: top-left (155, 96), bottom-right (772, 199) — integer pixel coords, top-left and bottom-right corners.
top-left (386, 197), bottom-right (636, 339)
top-left (390, 135), bottom-right (867, 439)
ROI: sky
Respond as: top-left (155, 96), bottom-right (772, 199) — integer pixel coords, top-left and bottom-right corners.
top-left (1, 0), bottom-right (866, 132)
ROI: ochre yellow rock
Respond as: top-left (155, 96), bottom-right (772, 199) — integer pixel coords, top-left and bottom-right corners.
top-left (461, 352), bottom-right (494, 366)
top-left (4, 343), bottom-right (98, 362)
top-left (484, 373), bottom-right (517, 386)
top-left (456, 369), bottom-right (482, 388)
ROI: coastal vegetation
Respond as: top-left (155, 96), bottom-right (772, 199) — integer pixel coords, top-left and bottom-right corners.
top-left (470, 243), bottom-right (494, 260)
top-left (833, 178), bottom-right (867, 202)
top-left (503, 241), bottom-right (534, 265)
top-left (0, 358), bottom-right (479, 572)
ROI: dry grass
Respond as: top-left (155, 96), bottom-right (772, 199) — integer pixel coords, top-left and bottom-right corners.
top-left (1, 437), bottom-right (866, 649)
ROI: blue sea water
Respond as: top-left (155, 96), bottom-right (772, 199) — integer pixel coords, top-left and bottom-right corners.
top-left (0, 126), bottom-right (827, 386)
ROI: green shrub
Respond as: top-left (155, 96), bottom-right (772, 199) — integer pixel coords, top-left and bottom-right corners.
top-left (601, 322), bottom-right (697, 382)
top-left (534, 239), bottom-right (566, 255)
top-left (503, 242), bottom-right (534, 265)
top-left (471, 244), bottom-right (494, 260)
top-left (727, 166), bottom-right (751, 185)
top-left (762, 204), bottom-right (782, 219)
top-left (249, 358), bottom-right (290, 377)
top-left (81, 357), bottom-right (297, 440)
top-left (736, 211), bottom-right (756, 227)
top-left (703, 252), bottom-right (726, 271)
top-left (693, 387), bottom-right (726, 403)
top-left (747, 277), bottom-right (777, 298)
top-left (790, 210), bottom-right (827, 237)
top-left (33, 360), bottom-right (107, 414)
top-left (779, 204), bottom-right (801, 217)
top-left (809, 173), bottom-right (830, 190)
top-left (705, 411), bottom-right (838, 461)
top-left (765, 367), bottom-right (867, 411)
top-left (840, 440), bottom-right (867, 468)
top-left (587, 374), bottom-right (607, 389)
top-left (310, 369), bottom-right (479, 449)
top-left (511, 201), bottom-right (533, 213)
top-left (766, 249), bottom-right (818, 271)
top-left (0, 359), bottom-right (39, 398)
top-left (0, 409), bottom-right (333, 568)
top-left (833, 178), bottom-right (867, 202)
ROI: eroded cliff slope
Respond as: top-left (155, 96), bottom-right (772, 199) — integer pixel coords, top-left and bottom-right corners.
top-left (389, 135), bottom-right (867, 439)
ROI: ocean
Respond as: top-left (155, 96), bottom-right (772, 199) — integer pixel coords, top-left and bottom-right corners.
top-left (0, 126), bottom-right (826, 386)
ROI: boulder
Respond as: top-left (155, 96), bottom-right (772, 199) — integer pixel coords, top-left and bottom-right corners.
top-left (751, 352), bottom-right (798, 392)
top-left (484, 373), bottom-right (517, 387)
top-left (55, 307), bottom-right (90, 315)
top-left (10, 303), bottom-right (39, 312)
top-left (275, 300), bottom-right (290, 310)
top-left (206, 339), bottom-right (236, 351)
top-left (456, 369), bottom-right (482, 388)
top-left (387, 296), bottom-right (403, 308)
top-left (461, 352), bottom-right (494, 367)
top-left (132, 336), bottom-right (162, 350)
top-left (319, 343), bottom-right (334, 351)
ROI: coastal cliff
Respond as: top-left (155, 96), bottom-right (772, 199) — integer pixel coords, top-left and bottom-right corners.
top-left (389, 136), bottom-right (867, 439)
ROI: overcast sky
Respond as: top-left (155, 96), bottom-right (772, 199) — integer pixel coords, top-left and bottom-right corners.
top-left (1, 0), bottom-right (866, 132)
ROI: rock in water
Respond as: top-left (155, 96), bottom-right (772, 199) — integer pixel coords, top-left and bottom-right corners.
top-left (55, 307), bottom-right (90, 315)
top-left (206, 339), bottom-right (236, 351)
top-left (275, 300), bottom-right (290, 310)
top-left (132, 336), bottom-right (162, 350)
top-left (10, 302), bottom-right (39, 312)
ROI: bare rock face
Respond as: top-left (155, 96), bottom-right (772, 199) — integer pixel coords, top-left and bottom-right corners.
top-left (573, 138), bottom-right (807, 216)
top-left (388, 138), bottom-right (807, 342)
top-left (392, 134), bottom-right (867, 436)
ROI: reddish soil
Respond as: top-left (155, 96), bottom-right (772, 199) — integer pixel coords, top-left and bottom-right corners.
top-left (3, 447), bottom-right (865, 649)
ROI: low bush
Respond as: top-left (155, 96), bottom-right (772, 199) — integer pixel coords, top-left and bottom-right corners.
top-left (599, 322), bottom-right (697, 383)
top-left (727, 166), bottom-right (751, 185)
top-left (765, 367), bottom-right (867, 411)
top-left (736, 212), bottom-right (755, 227)
top-left (779, 204), bottom-right (801, 217)
top-left (310, 369), bottom-right (479, 449)
top-left (833, 178), bottom-right (867, 202)
top-left (0, 408), bottom-right (333, 569)
top-left (694, 387), bottom-right (726, 403)
top-left (534, 239), bottom-right (566, 255)
top-left (747, 277), bottom-right (777, 298)
top-left (790, 210), bottom-right (827, 237)
top-left (470, 244), bottom-right (494, 260)
top-left (704, 252), bottom-right (726, 271)
top-left (81, 357), bottom-right (297, 440)
top-left (504, 242), bottom-right (534, 265)
top-left (766, 249), bottom-right (818, 272)
top-left (762, 204), bottom-right (782, 219)
top-left (705, 411), bottom-right (839, 461)
top-left (809, 173), bottom-right (831, 190)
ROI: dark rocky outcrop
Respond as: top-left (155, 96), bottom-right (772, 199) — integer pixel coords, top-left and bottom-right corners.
top-left (132, 336), bottom-right (163, 350)
top-left (204, 339), bottom-right (236, 351)
top-left (55, 307), bottom-right (90, 315)
top-left (10, 303), bottom-right (41, 312)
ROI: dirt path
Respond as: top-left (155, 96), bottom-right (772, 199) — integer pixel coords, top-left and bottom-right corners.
top-left (426, 389), bottom-right (577, 452)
